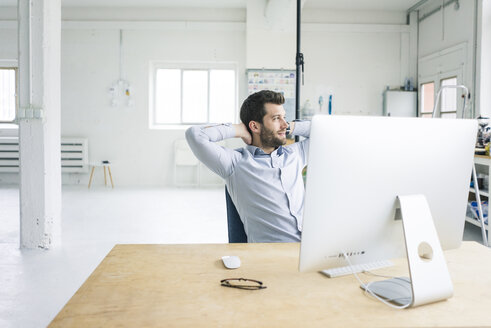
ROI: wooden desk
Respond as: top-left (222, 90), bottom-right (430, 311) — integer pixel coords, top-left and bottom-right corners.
top-left (49, 242), bottom-right (491, 327)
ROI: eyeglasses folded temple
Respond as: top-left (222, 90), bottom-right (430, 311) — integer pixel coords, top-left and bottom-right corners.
top-left (220, 278), bottom-right (267, 290)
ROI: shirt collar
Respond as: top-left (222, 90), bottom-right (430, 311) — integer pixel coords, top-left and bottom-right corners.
top-left (246, 145), bottom-right (284, 156)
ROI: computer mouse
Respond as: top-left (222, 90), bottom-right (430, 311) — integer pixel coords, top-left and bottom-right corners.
top-left (221, 255), bottom-right (241, 269)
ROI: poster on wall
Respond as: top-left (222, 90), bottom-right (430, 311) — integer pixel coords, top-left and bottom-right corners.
top-left (246, 69), bottom-right (296, 121)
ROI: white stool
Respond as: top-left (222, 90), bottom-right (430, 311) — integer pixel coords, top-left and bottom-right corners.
top-left (88, 160), bottom-right (114, 188)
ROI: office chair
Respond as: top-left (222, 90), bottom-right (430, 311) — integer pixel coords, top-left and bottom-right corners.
top-left (225, 186), bottom-right (247, 243)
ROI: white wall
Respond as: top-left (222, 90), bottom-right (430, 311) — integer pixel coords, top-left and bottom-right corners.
top-left (0, 28), bottom-right (16, 58)
top-left (301, 24), bottom-right (410, 116)
top-left (60, 25), bottom-right (246, 186)
top-left (417, 0), bottom-right (478, 118)
top-left (246, 0), bottom-right (296, 69)
top-left (478, 0), bottom-right (491, 117)
top-left (0, 6), bottom-right (414, 186)
top-left (302, 8), bottom-right (406, 24)
top-left (61, 7), bottom-right (246, 22)
top-left (245, 2), bottom-right (410, 116)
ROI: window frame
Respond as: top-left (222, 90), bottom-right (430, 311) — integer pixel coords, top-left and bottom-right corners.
top-left (149, 61), bottom-right (239, 130)
top-left (0, 63), bottom-right (18, 124)
top-left (439, 76), bottom-right (458, 118)
top-left (419, 79), bottom-right (436, 118)
top-left (418, 68), bottom-right (464, 119)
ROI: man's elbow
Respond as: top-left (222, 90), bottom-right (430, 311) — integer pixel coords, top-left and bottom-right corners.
top-left (185, 125), bottom-right (198, 144)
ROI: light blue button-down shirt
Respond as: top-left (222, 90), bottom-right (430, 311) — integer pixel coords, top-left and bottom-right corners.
top-left (185, 121), bottom-right (310, 242)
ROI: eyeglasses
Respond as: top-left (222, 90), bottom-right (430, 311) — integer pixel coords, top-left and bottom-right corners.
top-left (220, 278), bottom-right (267, 290)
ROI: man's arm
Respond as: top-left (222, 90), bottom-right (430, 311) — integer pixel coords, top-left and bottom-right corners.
top-left (288, 120), bottom-right (310, 138)
top-left (185, 123), bottom-right (251, 179)
top-left (233, 123), bottom-right (252, 145)
top-left (287, 120), bottom-right (311, 166)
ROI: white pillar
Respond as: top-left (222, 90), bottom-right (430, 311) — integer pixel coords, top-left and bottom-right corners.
top-left (478, 0), bottom-right (491, 117)
top-left (18, 0), bottom-right (61, 249)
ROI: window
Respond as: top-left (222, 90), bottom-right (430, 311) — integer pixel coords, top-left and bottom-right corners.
top-left (419, 76), bottom-right (459, 119)
top-left (0, 68), bottom-right (16, 122)
top-left (419, 65), bottom-right (464, 119)
top-left (150, 63), bottom-right (237, 128)
top-left (440, 77), bottom-right (457, 119)
top-left (420, 82), bottom-right (435, 118)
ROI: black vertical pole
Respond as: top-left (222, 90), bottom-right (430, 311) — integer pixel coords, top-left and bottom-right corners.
top-left (295, 0), bottom-right (301, 121)
top-left (295, 0), bottom-right (304, 142)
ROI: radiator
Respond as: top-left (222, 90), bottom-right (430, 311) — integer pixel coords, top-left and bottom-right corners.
top-left (0, 137), bottom-right (89, 173)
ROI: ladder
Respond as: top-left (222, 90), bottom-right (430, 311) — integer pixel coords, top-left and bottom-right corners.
top-left (432, 85), bottom-right (488, 246)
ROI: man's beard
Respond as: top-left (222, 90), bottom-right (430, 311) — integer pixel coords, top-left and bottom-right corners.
top-left (260, 125), bottom-right (286, 148)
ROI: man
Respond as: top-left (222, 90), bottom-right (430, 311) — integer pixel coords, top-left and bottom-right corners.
top-left (186, 90), bottom-right (310, 242)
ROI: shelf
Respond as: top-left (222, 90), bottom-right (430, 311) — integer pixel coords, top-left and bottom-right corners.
top-left (466, 216), bottom-right (489, 231)
top-left (469, 187), bottom-right (489, 197)
top-left (474, 155), bottom-right (491, 161)
top-left (468, 156), bottom-right (490, 246)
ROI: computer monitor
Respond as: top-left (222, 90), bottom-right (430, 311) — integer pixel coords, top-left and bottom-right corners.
top-left (299, 115), bottom-right (477, 274)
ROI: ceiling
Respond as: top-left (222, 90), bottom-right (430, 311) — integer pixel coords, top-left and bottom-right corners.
top-left (0, 0), bottom-right (423, 11)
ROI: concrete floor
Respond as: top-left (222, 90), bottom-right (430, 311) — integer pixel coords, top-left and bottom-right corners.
top-left (0, 185), bottom-right (487, 327)
top-left (0, 185), bottom-right (228, 328)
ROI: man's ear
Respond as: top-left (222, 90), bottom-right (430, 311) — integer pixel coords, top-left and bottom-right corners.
top-left (249, 121), bottom-right (261, 134)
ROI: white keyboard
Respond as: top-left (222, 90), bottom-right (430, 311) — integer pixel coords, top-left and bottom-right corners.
top-left (320, 260), bottom-right (394, 278)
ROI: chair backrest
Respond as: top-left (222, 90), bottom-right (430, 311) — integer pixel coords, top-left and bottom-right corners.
top-left (225, 186), bottom-right (247, 243)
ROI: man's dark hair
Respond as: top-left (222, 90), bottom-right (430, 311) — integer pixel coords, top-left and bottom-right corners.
top-left (240, 90), bottom-right (285, 135)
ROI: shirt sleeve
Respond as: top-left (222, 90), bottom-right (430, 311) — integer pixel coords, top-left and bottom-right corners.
top-left (185, 124), bottom-right (240, 179)
top-left (291, 120), bottom-right (310, 138)
top-left (288, 120), bottom-right (311, 166)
